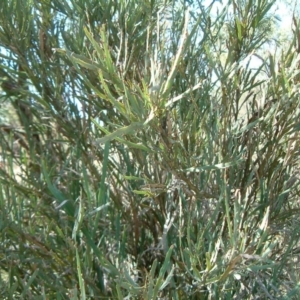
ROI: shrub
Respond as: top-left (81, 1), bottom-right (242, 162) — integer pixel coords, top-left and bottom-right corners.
top-left (0, 0), bottom-right (300, 298)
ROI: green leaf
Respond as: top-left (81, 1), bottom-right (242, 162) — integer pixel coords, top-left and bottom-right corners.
top-left (94, 122), bottom-right (144, 144)
top-left (76, 249), bottom-right (86, 300)
top-left (153, 245), bottom-right (174, 296)
top-left (235, 17), bottom-right (243, 41)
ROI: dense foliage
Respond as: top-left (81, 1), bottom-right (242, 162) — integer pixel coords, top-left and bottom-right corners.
top-left (1, 0), bottom-right (300, 298)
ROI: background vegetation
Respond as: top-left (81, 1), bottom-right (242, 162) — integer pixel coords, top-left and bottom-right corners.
top-left (0, 0), bottom-right (300, 298)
